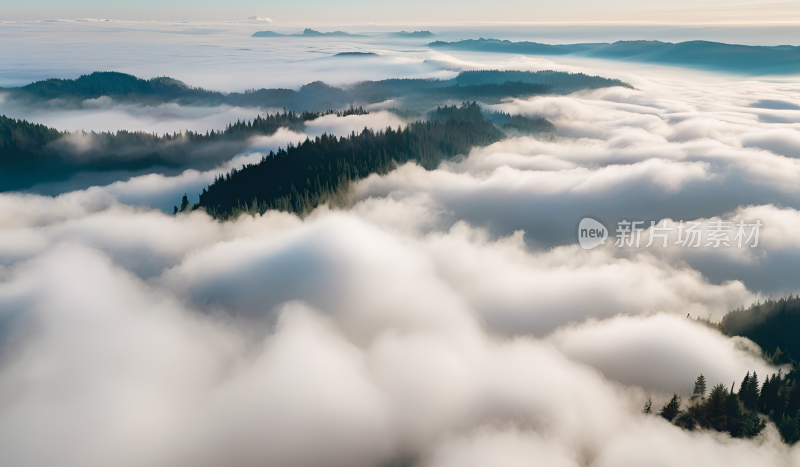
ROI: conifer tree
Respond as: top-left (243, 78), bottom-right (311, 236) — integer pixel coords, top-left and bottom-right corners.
top-left (692, 374), bottom-right (707, 400)
top-left (779, 410), bottom-right (800, 444)
top-left (739, 371), bottom-right (760, 411)
top-left (706, 384), bottom-right (728, 431)
top-left (659, 394), bottom-right (682, 422)
top-left (179, 194), bottom-right (190, 213)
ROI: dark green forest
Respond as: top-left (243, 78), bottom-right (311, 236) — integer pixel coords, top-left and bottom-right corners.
top-left (1, 115), bottom-right (67, 189)
top-left (651, 296), bottom-right (800, 444)
top-left (0, 114), bottom-right (63, 161)
top-left (650, 369), bottom-right (800, 444)
top-left (191, 103), bottom-right (507, 218)
top-left (486, 111), bottom-right (556, 134)
top-left (0, 104), bottom-right (553, 193)
top-left (454, 69), bottom-right (632, 93)
top-left (0, 108), bottom-right (367, 190)
top-left (0, 68), bottom-right (621, 190)
top-left (2, 70), bottom-right (630, 111)
top-left (721, 296), bottom-right (800, 365)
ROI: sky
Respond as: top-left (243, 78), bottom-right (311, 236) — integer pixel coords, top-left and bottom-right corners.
top-left (4, 0), bottom-right (800, 24)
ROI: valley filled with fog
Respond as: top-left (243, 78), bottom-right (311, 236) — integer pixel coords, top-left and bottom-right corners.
top-left (2, 20), bottom-right (800, 467)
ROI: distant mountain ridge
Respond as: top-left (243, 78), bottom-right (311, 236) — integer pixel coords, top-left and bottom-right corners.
top-left (0, 108), bottom-right (369, 192)
top-left (251, 29), bottom-right (433, 38)
top-left (16, 73), bottom-right (206, 101)
top-left (392, 31), bottom-right (434, 38)
top-left (333, 52), bottom-right (377, 56)
top-left (1, 70), bottom-right (631, 111)
top-left (252, 28), bottom-right (362, 37)
top-left (429, 39), bottom-right (800, 74)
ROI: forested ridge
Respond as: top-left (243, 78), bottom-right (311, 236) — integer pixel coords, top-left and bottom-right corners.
top-left (486, 111), bottom-right (556, 134)
top-left (3, 70), bottom-right (631, 110)
top-left (16, 73), bottom-right (208, 101)
top-left (0, 107), bottom-right (367, 190)
top-left (721, 296), bottom-right (800, 364)
top-left (454, 69), bottom-right (632, 93)
top-left (0, 115), bottom-right (63, 161)
top-left (0, 115), bottom-right (68, 188)
top-left (650, 369), bottom-right (800, 444)
top-left (1, 107), bottom-right (365, 161)
top-left (651, 296), bottom-right (800, 444)
top-left (191, 103), bottom-right (507, 218)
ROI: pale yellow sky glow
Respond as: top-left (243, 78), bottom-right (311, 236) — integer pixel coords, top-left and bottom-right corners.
top-left (3, 0), bottom-right (800, 24)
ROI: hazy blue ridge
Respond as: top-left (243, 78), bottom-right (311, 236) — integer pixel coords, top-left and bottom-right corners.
top-left (252, 29), bottom-right (432, 38)
top-left (391, 31), bottom-right (434, 38)
top-left (333, 52), bottom-right (378, 56)
top-left (252, 28), bottom-right (363, 38)
top-left (2, 70), bottom-right (631, 111)
top-left (429, 39), bottom-right (800, 74)
top-left (251, 30), bottom-right (287, 37)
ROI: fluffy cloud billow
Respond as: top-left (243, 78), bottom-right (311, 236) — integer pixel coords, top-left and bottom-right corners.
top-left (0, 188), bottom-right (793, 467)
top-left (3, 27), bottom-right (800, 467)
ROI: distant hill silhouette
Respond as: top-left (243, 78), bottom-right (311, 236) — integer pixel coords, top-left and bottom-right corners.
top-left (392, 31), bottom-right (434, 38)
top-left (252, 28), bottom-right (362, 38)
top-left (0, 108), bottom-right (369, 192)
top-left (333, 52), bottom-right (377, 57)
top-left (2, 70), bottom-right (631, 111)
top-left (251, 31), bottom-right (286, 37)
top-left (721, 296), bottom-right (800, 364)
top-left (430, 39), bottom-right (800, 74)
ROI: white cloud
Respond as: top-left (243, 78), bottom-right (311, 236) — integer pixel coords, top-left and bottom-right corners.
top-left (3, 28), bottom-right (800, 467)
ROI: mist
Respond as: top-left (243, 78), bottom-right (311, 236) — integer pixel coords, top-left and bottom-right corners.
top-left (2, 20), bottom-right (800, 467)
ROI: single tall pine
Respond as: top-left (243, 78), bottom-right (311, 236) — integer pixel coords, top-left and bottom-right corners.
top-left (692, 374), bottom-right (707, 400)
top-left (659, 394), bottom-right (682, 422)
top-left (179, 193), bottom-right (190, 213)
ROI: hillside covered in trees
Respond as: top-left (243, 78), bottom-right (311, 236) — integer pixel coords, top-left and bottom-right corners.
top-left (0, 108), bottom-right (367, 191)
top-left (650, 296), bottom-right (800, 444)
top-left (191, 103), bottom-right (508, 218)
top-left (1, 70), bottom-right (631, 111)
top-left (650, 369), bottom-right (800, 444)
top-left (486, 111), bottom-right (556, 134)
top-left (1, 102), bottom-right (553, 194)
top-left (720, 296), bottom-right (800, 365)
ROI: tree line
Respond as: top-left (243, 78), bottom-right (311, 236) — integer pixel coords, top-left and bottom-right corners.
top-left (0, 108), bottom-right (367, 191)
top-left (648, 369), bottom-right (800, 444)
top-left (189, 102), bottom-right (506, 218)
top-left (5, 70), bottom-right (632, 112)
top-left (720, 296), bottom-right (800, 365)
top-left (649, 295), bottom-right (800, 444)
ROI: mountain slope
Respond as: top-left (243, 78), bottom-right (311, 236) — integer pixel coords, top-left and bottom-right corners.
top-left (430, 39), bottom-right (800, 74)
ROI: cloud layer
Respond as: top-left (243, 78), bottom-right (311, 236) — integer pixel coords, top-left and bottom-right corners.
top-left (2, 27), bottom-right (800, 467)
top-left (0, 188), bottom-right (791, 467)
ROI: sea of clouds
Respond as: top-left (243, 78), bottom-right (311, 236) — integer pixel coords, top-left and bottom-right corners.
top-left (2, 21), bottom-right (800, 467)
